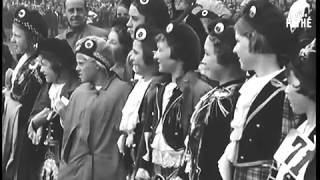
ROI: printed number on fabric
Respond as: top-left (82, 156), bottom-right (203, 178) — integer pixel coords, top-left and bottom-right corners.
top-left (273, 129), bottom-right (315, 180)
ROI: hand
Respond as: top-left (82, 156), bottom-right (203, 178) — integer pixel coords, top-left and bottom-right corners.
top-left (28, 108), bottom-right (51, 131)
top-left (28, 124), bottom-right (43, 145)
top-left (218, 153), bottom-right (232, 180)
top-left (32, 108), bottom-right (51, 127)
top-left (53, 99), bottom-right (66, 115)
top-left (117, 134), bottom-right (126, 154)
top-left (125, 133), bottom-right (134, 148)
top-left (5, 68), bottom-right (13, 89)
top-left (172, 176), bottom-right (183, 180)
top-left (135, 168), bottom-right (150, 180)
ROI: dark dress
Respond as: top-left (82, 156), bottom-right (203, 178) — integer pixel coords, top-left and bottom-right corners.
top-left (2, 53), bottom-right (45, 180)
top-left (20, 77), bottom-right (80, 180)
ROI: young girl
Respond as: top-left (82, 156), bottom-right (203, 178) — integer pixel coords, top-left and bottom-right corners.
top-left (26, 38), bottom-right (80, 180)
top-left (107, 17), bottom-right (133, 82)
top-left (118, 24), bottom-right (170, 179)
top-left (218, 0), bottom-right (299, 179)
top-left (268, 39), bottom-right (316, 180)
top-left (139, 22), bottom-right (212, 180)
top-left (57, 36), bottom-right (132, 180)
top-left (2, 7), bottom-right (48, 180)
top-left (186, 18), bottom-right (245, 180)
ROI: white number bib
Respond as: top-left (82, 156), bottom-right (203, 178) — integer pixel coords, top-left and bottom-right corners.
top-left (274, 129), bottom-right (315, 180)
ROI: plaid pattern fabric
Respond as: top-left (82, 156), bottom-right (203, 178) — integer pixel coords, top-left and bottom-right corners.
top-left (280, 96), bottom-right (303, 142)
top-left (233, 165), bottom-right (271, 180)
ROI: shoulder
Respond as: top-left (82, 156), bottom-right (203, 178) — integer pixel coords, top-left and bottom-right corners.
top-left (110, 77), bottom-right (133, 93)
top-left (86, 24), bottom-right (108, 37)
top-left (184, 71), bottom-right (212, 94)
top-left (72, 82), bottom-right (92, 96)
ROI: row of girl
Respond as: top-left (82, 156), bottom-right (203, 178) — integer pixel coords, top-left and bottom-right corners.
top-left (2, 0), bottom-right (316, 180)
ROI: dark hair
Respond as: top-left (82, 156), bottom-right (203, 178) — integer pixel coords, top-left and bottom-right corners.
top-left (287, 39), bottom-right (316, 102)
top-left (40, 51), bottom-right (77, 76)
top-left (111, 17), bottom-right (132, 62)
top-left (234, 18), bottom-right (289, 67)
top-left (131, 0), bottom-right (170, 30)
top-left (134, 24), bottom-right (160, 66)
top-left (40, 51), bottom-right (63, 75)
top-left (207, 18), bottom-right (239, 66)
top-left (155, 23), bottom-right (201, 72)
top-left (118, 0), bottom-right (131, 9)
top-left (234, 18), bottom-right (274, 54)
top-left (235, 0), bottom-right (298, 67)
top-left (208, 36), bottom-right (239, 66)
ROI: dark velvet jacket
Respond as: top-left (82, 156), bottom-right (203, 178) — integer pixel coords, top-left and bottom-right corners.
top-left (3, 54), bottom-right (45, 180)
top-left (141, 71), bottom-right (211, 176)
top-left (188, 78), bottom-right (245, 180)
top-left (235, 71), bottom-right (288, 165)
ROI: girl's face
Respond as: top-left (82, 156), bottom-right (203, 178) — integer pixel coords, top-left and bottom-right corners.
top-left (285, 70), bottom-right (311, 114)
top-left (107, 30), bottom-right (120, 50)
top-left (131, 40), bottom-right (149, 75)
top-left (76, 53), bottom-right (97, 83)
top-left (116, 5), bottom-right (129, 18)
top-left (11, 23), bottom-right (30, 55)
top-left (126, 4), bottom-right (146, 39)
top-left (200, 36), bottom-right (223, 81)
top-left (154, 39), bottom-right (177, 74)
top-left (39, 56), bottom-right (59, 83)
top-left (233, 30), bottom-right (256, 71)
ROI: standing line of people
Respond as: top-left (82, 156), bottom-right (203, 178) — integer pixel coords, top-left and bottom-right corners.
top-left (2, 0), bottom-right (316, 180)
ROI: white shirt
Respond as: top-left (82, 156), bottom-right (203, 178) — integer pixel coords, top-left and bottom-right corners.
top-left (119, 78), bottom-right (152, 132)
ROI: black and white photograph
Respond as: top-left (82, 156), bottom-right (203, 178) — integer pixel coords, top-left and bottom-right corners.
top-left (2, 0), bottom-right (316, 180)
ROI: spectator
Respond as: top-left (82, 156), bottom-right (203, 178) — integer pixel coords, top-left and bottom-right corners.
top-left (56, 0), bottom-right (108, 51)
top-left (116, 0), bottom-right (131, 18)
top-left (107, 17), bottom-right (133, 82)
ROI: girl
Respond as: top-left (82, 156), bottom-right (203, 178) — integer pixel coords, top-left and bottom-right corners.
top-left (107, 17), bottom-right (133, 82)
top-left (57, 36), bottom-right (132, 180)
top-left (186, 18), bottom-right (245, 180)
top-left (2, 7), bottom-right (48, 180)
top-left (26, 38), bottom-right (80, 180)
top-left (268, 39), bottom-right (316, 180)
top-left (218, 1), bottom-right (299, 179)
top-left (118, 24), bottom-right (170, 180)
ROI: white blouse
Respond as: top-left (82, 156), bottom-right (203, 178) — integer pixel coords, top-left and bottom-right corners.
top-left (119, 78), bottom-right (152, 133)
top-left (151, 82), bottom-right (184, 168)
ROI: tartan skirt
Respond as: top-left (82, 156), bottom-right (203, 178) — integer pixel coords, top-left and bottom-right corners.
top-left (233, 165), bottom-right (271, 180)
